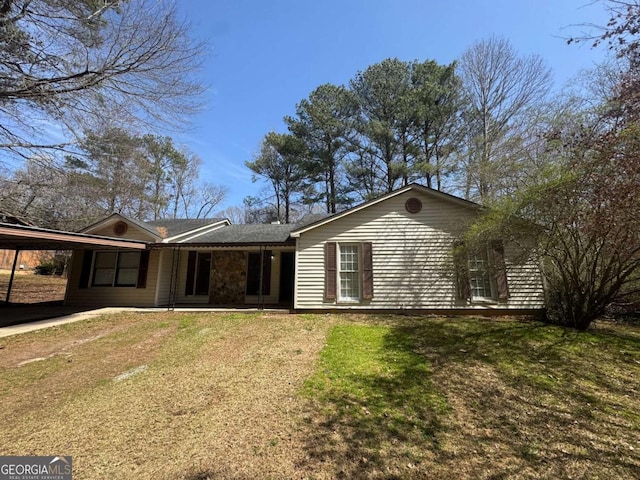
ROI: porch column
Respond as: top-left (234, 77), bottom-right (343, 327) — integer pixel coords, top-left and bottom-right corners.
top-left (5, 249), bottom-right (20, 303)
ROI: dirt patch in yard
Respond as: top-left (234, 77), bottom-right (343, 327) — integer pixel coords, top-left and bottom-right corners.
top-left (0, 270), bottom-right (67, 303)
top-left (0, 312), bottom-right (337, 479)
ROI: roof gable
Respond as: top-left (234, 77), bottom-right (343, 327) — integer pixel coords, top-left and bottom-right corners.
top-left (290, 184), bottom-right (481, 237)
top-left (80, 214), bottom-right (230, 243)
top-left (79, 213), bottom-right (161, 241)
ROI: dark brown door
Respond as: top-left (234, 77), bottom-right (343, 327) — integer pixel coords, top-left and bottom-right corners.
top-left (279, 252), bottom-right (295, 304)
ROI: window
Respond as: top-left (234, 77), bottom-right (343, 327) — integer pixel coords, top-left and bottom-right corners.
top-left (325, 242), bottom-right (373, 302)
top-left (468, 247), bottom-right (494, 300)
top-left (339, 244), bottom-right (361, 301)
top-left (92, 251), bottom-right (141, 287)
top-left (454, 241), bottom-right (509, 302)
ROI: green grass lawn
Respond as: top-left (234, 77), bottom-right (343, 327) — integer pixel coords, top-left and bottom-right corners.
top-left (0, 312), bottom-right (638, 479)
top-left (301, 317), bottom-right (640, 479)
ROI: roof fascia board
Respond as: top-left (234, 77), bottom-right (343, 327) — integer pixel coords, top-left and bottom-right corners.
top-left (154, 240), bottom-right (295, 248)
top-left (78, 213), bottom-right (124, 233)
top-left (163, 220), bottom-right (231, 243)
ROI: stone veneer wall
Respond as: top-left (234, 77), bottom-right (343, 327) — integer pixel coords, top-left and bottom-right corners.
top-left (209, 251), bottom-right (246, 305)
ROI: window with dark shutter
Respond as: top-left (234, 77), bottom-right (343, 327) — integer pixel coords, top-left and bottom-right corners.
top-left (362, 242), bottom-right (373, 300)
top-left (454, 240), bottom-right (510, 302)
top-left (325, 242), bottom-right (337, 300)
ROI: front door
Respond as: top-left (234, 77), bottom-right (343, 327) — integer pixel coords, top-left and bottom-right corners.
top-left (279, 252), bottom-right (295, 304)
top-left (195, 252), bottom-right (211, 295)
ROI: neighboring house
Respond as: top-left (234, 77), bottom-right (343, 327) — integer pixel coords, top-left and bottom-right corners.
top-left (63, 184), bottom-right (546, 313)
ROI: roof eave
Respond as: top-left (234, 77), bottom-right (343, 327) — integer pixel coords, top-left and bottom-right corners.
top-left (150, 240), bottom-right (296, 248)
top-left (163, 220), bottom-right (232, 243)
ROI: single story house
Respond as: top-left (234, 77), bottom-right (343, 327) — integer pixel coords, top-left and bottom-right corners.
top-left (62, 184), bottom-right (545, 314)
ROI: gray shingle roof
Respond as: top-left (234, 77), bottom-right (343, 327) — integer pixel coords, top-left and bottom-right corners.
top-left (183, 224), bottom-right (295, 244)
top-left (144, 218), bottom-right (226, 239)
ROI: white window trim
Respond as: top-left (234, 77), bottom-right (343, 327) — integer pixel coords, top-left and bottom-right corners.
top-left (337, 243), bottom-right (362, 303)
top-left (468, 246), bottom-right (497, 302)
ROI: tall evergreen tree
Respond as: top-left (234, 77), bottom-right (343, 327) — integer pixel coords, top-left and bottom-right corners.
top-left (246, 132), bottom-right (307, 223)
top-left (286, 84), bottom-right (357, 213)
top-left (410, 60), bottom-right (462, 191)
top-left (349, 58), bottom-right (414, 195)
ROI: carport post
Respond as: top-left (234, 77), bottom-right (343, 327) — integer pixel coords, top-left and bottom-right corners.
top-left (5, 249), bottom-right (19, 303)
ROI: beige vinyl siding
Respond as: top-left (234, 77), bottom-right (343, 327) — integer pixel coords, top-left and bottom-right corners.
top-left (65, 249), bottom-right (160, 307)
top-left (294, 190), bottom-right (545, 311)
top-left (502, 242), bottom-right (546, 308)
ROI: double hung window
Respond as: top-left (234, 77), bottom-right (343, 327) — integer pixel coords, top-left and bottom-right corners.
top-left (468, 247), bottom-right (494, 300)
top-left (454, 241), bottom-right (509, 302)
top-left (324, 241), bottom-right (373, 303)
top-left (92, 251), bottom-right (141, 287)
top-left (339, 244), bottom-right (360, 301)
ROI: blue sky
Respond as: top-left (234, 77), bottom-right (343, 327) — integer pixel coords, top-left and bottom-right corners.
top-left (175, 0), bottom-right (611, 209)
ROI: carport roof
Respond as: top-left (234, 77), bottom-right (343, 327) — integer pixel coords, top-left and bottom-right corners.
top-left (0, 223), bottom-right (149, 251)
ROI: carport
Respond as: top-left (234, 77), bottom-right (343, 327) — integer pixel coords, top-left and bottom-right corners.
top-left (0, 223), bottom-right (148, 304)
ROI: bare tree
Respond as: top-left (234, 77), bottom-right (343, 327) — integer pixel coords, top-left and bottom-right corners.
top-left (216, 205), bottom-right (246, 224)
top-left (0, 0), bottom-right (206, 160)
top-left (458, 36), bottom-right (552, 201)
top-left (193, 182), bottom-right (228, 219)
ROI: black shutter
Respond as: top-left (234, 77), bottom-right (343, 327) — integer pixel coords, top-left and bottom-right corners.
top-left (491, 240), bottom-right (510, 300)
top-left (136, 250), bottom-right (150, 289)
top-left (185, 251), bottom-right (196, 296)
top-left (453, 242), bottom-right (470, 301)
top-left (325, 242), bottom-right (337, 300)
top-left (79, 250), bottom-right (93, 289)
top-left (362, 242), bottom-right (373, 300)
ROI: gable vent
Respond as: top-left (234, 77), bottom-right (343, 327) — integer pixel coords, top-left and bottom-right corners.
top-left (405, 197), bottom-right (422, 214)
top-left (113, 221), bottom-right (128, 236)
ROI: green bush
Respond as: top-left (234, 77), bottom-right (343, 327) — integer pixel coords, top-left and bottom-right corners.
top-left (34, 258), bottom-right (66, 276)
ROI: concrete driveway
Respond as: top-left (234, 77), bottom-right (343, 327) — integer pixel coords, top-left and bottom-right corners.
top-left (0, 303), bottom-right (289, 338)
top-left (0, 304), bottom-right (134, 338)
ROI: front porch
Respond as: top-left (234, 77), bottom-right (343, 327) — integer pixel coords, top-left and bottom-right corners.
top-left (163, 246), bottom-right (295, 308)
